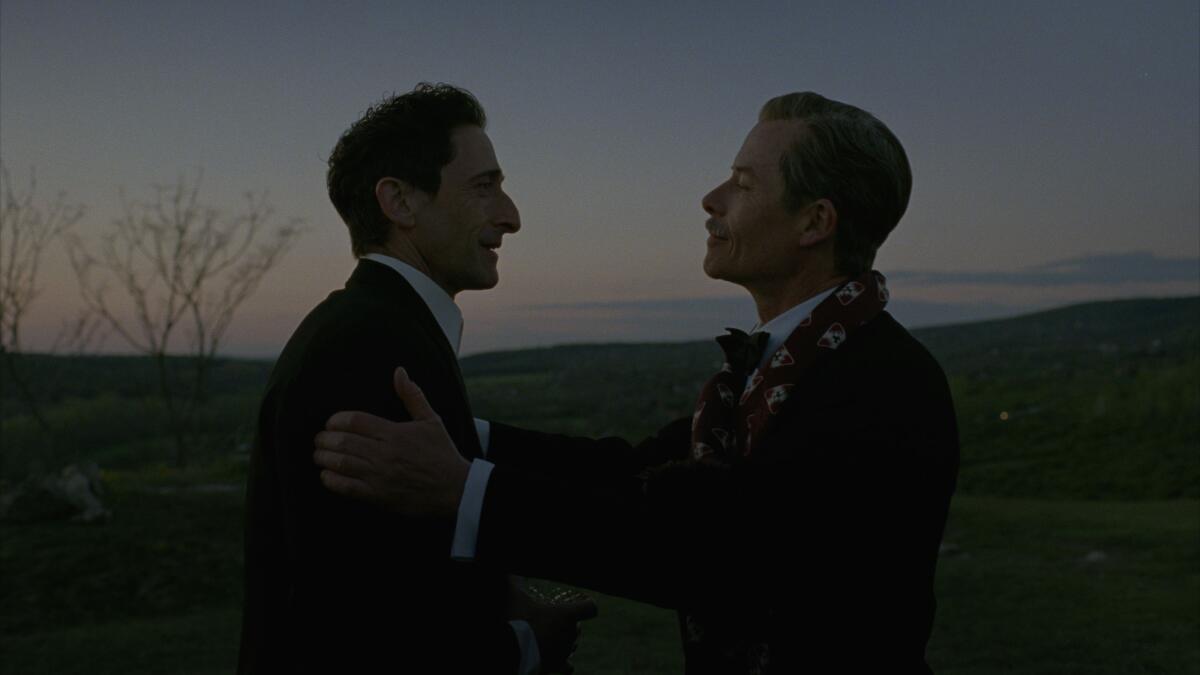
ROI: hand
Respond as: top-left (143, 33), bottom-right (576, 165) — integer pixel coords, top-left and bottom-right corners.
top-left (313, 367), bottom-right (470, 519)
top-left (507, 578), bottom-right (599, 675)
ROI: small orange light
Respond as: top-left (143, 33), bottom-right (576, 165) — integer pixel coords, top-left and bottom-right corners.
top-left (999, 411), bottom-right (1009, 421)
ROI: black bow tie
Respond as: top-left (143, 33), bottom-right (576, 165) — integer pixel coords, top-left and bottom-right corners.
top-left (716, 328), bottom-right (770, 374)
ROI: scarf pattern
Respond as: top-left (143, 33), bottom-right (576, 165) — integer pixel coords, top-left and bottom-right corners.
top-left (690, 270), bottom-right (889, 463)
top-left (678, 270), bottom-right (888, 674)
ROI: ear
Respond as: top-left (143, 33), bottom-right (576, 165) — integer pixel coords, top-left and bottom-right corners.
top-left (375, 177), bottom-right (429, 229)
top-left (795, 198), bottom-right (837, 247)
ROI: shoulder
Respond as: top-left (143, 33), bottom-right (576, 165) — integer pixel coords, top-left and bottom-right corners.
top-left (800, 311), bottom-right (956, 435)
top-left (271, 287), bottom-right (442, 384)
top-left (840, 312), bottom-right (949, 387)
top-left (314, 285), bottom-right (435, 344)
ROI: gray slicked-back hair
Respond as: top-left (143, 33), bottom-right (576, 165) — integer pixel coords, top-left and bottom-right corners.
top-left (760, 92), bottom-right (911, 275)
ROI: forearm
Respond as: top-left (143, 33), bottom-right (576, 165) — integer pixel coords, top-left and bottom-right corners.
top-left (473, 460), bottom-right (780, 610)
top-left (486, 417), bottom-right (692, 482)
top-left (472, 423), bottom-right (956, 613)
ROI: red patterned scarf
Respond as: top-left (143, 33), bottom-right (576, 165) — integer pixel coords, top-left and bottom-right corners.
top-left (690, 270), bottom-right (889, 461)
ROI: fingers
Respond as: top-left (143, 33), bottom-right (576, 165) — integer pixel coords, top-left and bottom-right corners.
top-left (318, 469), bottom-right (373, 501)
top-left (322, 368), bottom-right (439, 436)
top-left (566, 598), bottom-right (599, 622)
top-left (393, 367), bottom-right (438, 421)
top-left (314, 430), bottom-right (382, 461)
top-left (565, 628), bottom-right (581, 675)
top-left (313, 448), bottom-right (374, 479)
top-left (324, 409), bottom-right (396, 440)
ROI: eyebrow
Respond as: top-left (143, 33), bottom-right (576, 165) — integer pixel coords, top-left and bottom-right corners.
top-left (468, 169), bottom-right (504, 182)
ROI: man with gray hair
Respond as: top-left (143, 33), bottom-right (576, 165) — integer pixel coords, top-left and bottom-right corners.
top-left (314, 92), bottom-right (960, 673)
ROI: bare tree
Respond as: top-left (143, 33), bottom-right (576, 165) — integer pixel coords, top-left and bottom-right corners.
top-left (0, 165), bottom-right (87, 445)
top-left (69, 171), bottom-right (303, 467)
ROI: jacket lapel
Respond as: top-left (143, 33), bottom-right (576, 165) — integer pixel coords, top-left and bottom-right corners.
top-left (748, 312), bottom-right (891, 460)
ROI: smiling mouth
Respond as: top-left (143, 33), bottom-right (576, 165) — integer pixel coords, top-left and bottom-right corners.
top-left (705, 219), bottom-right (729, 240)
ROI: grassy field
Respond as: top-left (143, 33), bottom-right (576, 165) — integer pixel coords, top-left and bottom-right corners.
top-left (1, 297), bottom-right (1197, 673)
top-left (929, 497), bottom-right (1198, 674)
top-left (2, 480), bottom-right (1195, 674)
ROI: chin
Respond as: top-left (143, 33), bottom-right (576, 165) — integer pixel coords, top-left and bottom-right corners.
top-left (702, 257), bottom-right (725, 281)
top-left (470, 272), bottom-right (500, 290)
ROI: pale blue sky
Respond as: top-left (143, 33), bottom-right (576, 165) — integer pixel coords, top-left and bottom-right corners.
top-left (2, 0), bottom-right (1197, 355)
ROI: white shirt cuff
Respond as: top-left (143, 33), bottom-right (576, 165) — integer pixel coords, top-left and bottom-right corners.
top-left (474, 418), bottom-right (491, 458)
top-left (451, 459), bottom-right (493, 561)
top-left (509, 619), bottom-right (541, 675)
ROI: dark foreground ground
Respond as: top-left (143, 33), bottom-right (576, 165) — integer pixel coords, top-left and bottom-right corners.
top-left (2, 479), bottom-right (1196, 674)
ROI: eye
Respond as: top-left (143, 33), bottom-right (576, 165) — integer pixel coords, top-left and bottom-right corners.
top-left (475, 177), bottom-right (502, 192)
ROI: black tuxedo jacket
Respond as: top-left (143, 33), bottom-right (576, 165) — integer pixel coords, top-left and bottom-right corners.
top-left (481, 311), bottom-right (959, 674)
top-left (238, 259), bottom-right (518, 674)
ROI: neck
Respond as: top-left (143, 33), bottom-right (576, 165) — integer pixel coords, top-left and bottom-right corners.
top-left (365, 241), bottom-right (456, 298)
top-left (747, 264), bottom-right (848, 325)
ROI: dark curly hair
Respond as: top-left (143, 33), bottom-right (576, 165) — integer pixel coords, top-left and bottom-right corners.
top-left (759, 93), bottom-right (911, 276)
top-left (327, 83), bottom-right (487, 256)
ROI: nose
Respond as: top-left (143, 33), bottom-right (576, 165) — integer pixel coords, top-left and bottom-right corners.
top-left (702, 182), bottom-right (724, 216)
top-left (495, 190), bottom-right (521, 233)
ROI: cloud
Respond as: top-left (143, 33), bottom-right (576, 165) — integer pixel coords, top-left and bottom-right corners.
top-left (889, 251), bottom-right (1199, 287)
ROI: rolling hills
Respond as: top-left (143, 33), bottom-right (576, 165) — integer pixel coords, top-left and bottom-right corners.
top-left (2, 296), bottom-right (1196, 498)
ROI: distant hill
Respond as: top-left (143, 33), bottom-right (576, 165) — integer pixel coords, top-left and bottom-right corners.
top-left (915, 297), bottom-right (1198, 499)
top-left (461, 296), bottom-right (1199, 376)
top-left (913, 296), bottom-right (1199, 373)
top-left (3, 297), bottom-right (1196, 499)
top-left (461, 296), bottom-right (1199, 500)
top-left (0, 354), bottom-right (273, 408)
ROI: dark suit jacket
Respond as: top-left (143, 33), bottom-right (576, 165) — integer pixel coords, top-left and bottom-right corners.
top-left (480, 311), bottom-right (959, 674)
top-left (238, 259), bottom-right (518, 674)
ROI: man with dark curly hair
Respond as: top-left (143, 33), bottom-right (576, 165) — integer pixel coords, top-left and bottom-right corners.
top-left (239, 83), bottom-right (591, 674)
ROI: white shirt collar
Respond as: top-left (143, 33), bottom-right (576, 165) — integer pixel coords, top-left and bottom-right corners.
top-left (752, 286), bottom-right (839, 372)
top-left (361, 253), bottom-right (464, 354)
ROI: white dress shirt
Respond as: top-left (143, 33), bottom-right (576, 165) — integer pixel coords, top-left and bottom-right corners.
top-left (750, 287), bottom-right (837, 374)
top-left (362, 253), bottom-right (492, 449)
top-left (361, 254), bottom-right (535, 675)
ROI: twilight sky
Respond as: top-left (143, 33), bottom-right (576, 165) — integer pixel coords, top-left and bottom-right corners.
top-left (2, 0), bottom-right (1197, 356)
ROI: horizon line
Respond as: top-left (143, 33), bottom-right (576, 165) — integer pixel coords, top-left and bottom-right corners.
top-left (12, 293), bottom-right (1196, 362)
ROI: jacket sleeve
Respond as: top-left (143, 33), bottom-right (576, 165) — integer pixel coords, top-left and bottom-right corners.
top-left (263, 335), bottom-right (523, 674)
top-left (473, 356), bottom-right (959, 620)
top-left (485, 416), bottom-right (693, 484)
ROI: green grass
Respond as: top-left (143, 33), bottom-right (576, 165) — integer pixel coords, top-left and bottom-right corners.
top-left (2, 297), bottom-right (1197, 672)
top-left (569, 590), bottom-right (682, 674)
top-left (6, 297), bottom-right (1197, 497)
top-left (0, 484), bottom-right (245, 638)
top-left (2, 608), bottom-right (241, 675)
top-left (3, 480), bottom-right (1195, 674)
top-left (929, 497), bottom-right (1199, 674)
